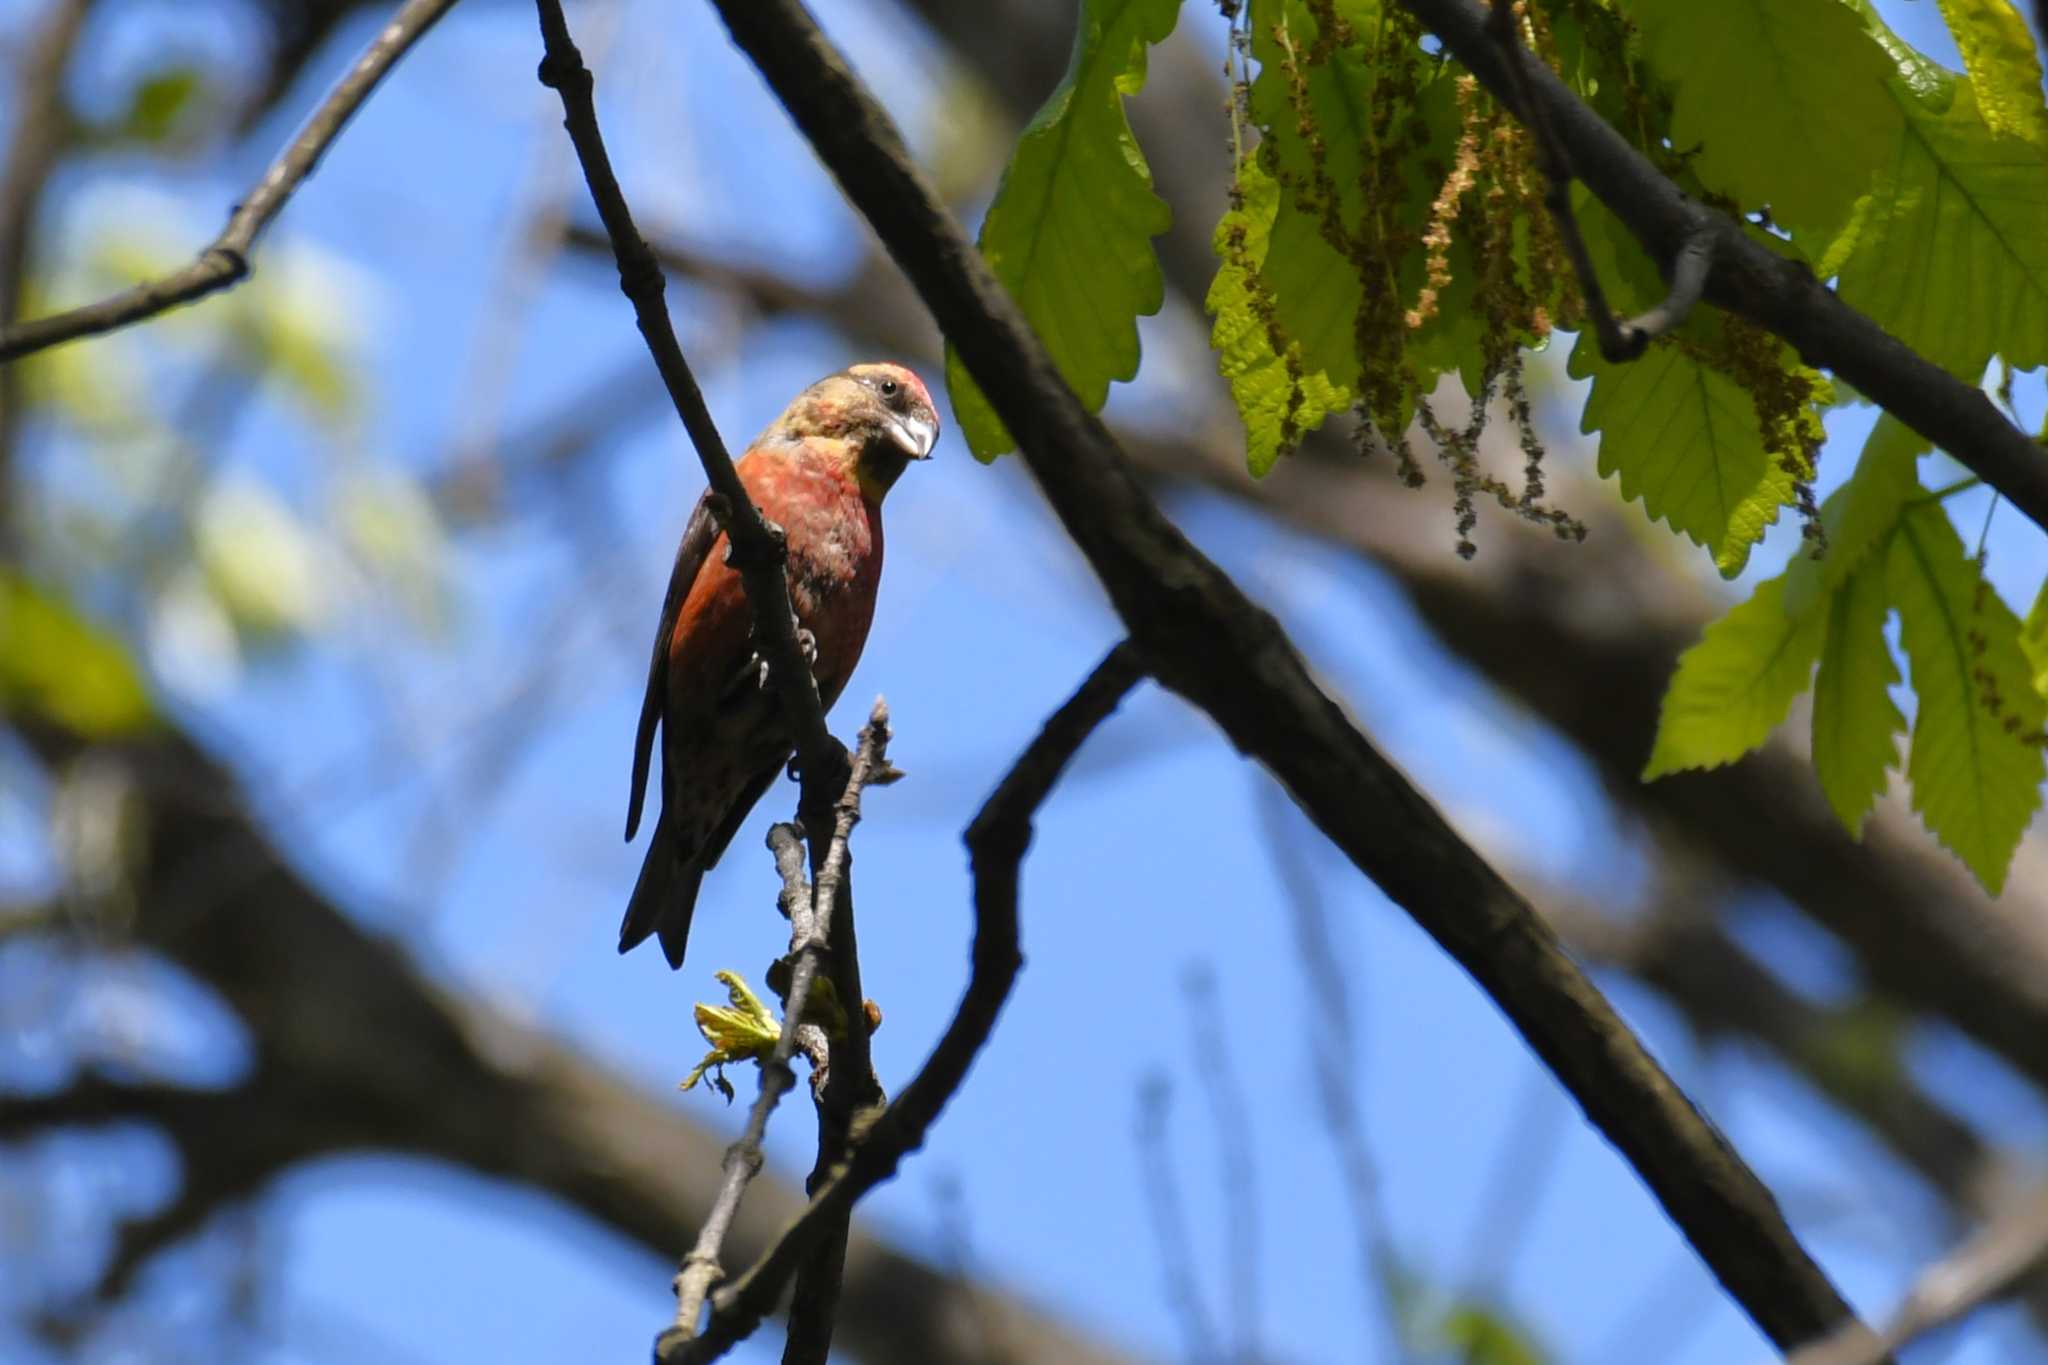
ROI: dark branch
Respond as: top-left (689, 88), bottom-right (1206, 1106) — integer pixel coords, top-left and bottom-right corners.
top-left (1483, 0), bottom-right (1707, 360)
top-left (530, 0), bottom-right (839, 798)
top-left (0, 0), bottom-right (460, 363)
top-left (1399, 0), bottom-right (2048, 536)
top-left (701, 2), bottom-right (1869, 1351)
top-left (665, 643), bottom-right (1145, 1363)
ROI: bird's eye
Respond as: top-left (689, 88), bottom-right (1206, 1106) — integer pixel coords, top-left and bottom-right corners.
top-left (879, 378), bottom-right (900, 398)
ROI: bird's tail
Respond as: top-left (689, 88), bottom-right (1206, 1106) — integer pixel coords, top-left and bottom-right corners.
top-left (619, 813), bottom-right (706, 970)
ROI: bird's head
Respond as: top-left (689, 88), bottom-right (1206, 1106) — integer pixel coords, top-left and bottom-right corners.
top-left (764, 362), bottom-right (940, 501)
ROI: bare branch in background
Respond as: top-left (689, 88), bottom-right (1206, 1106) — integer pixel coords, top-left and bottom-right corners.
top-left (668, 643), bottom-right (1145, 1363)
top-left (1789, 1187), bottom-right (2048, 1365)
top-left (1182, 964), bottom-right (1263, 1363)
top-left (1398, 0), bottom-right (2048, 538)
top-left (1135, 1073), bottom-right (1223, 1364)
top-left (704, 1), bottom-right (1871, 1350)
top-left (1256, 788), bottom-right (1407, 1359)
top-left (0, 0), bottom-right (461, 364)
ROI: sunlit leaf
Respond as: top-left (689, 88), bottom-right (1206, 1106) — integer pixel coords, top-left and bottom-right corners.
top-left (1937, 0), bottom-right (2048, 147)
top-left (1888, 503), bottom-right (2045, 893)
top-left (1812, 559), bottom-right (1904, 836)
top-left (1833, 59), bottom-right (2048, 377)
top-left (1208, 158), bottom-right (1352, 475)
top-left (1571, 330), bottom-right (1797, 577)
top-left (1645, 574), bottom-right (1826, 778)
top-left (1629, 0), bottom-right (1901, 237)
top-left (1782, 414), bottom-right (1927, 616)
top-left (945, 0), bottom-right (1179, 459)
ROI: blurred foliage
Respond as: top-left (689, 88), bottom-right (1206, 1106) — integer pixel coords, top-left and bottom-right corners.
top-left (0, 573), bottom-right (152, 736)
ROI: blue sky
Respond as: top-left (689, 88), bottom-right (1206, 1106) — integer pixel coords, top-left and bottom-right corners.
top-left (5, 1), bottom-right (2047, 1363)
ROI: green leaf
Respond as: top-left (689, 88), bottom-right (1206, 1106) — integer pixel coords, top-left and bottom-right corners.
top-left (944, 0), bottom-right (1178, 459)
top-left (2020, 576), bottom-right (2048, 698)
top-left (1812, 559), bottom-right (1905, 836)
top-left (0, 573), bottom-right (153, 735)
top-left (1570, 330), bottom-right (1796, 577)
top-left (1783, 414), bottom-right (1928, 615)
top-left (1645, 574), bottom-right (1827, 778)
top-left (121, 67), bottom-right (204, 143)
top-left (1439, 1304), bottom-right (1547, 1365)
top-left (1208, 159), bottom-right (1353, 475)
top-left (1628, 0), bottom-right (1902, 236)
top-left (1937, 0), bottom-right (2048, 147)
top-left (1888, 503), bottom-right (2045, 894)
top-left (1834, 71), bottom-right (2048, 378)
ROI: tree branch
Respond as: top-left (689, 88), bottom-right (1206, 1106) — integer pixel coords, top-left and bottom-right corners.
top-left (700, 3), bottom-right (1870, 1351)
top-left (1788, 1186), bottom-right (2048, 1365)
top-left (530, 0), bottom-right (839, 800)
top-left (664, 643), bottom-right (1146, 1363)
top-left (1483, 0), bottom-right (1708, 360)
top-left (666, 704), bottom-right (893, 1355)
top-left (1397, 0), bottom-right (2048, 536)
top-left (0, 0), bottom-right (461, 364)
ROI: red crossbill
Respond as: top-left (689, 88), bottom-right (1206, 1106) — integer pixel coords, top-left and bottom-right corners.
top-left (620, 363), bottom-right (939, 968)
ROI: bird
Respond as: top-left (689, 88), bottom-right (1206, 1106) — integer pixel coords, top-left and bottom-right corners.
top-left (620, 362), bottom-right (940, 968)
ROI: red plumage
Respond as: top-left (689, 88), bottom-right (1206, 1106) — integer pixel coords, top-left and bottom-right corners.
top-left (621, 363), bottom-right (938, 967)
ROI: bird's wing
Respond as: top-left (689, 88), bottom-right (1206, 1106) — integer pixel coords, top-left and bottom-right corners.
top-left (626, 487), bottom-right (719, 841)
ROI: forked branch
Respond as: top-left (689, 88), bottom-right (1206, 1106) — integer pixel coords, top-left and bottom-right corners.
top-left (661, 644), bottom-right (1145, 1363)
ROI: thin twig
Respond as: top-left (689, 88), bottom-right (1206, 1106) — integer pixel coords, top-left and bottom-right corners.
top-left (531, 0), bottom-right (841, 798)
top-left (1182, 964), bottom-right (1262, 1363)
top-left (0, 0), bottom-right (461, 363)
top-left (1788, 1186), bottom-right (2048, 1365)
top-left (1135, 1073), bottom-right (1222, 1364)
top-left (1256, 786), bottom-right (1408, 1361)
top-left (768, 822), bottom-right (814, 939)
top-left (1482, 0), bottom-right (1706, 361)
top-left (664, 643), bottom-right (1145, 1363)
top-left (666, 704), bottom-right (894, 1349)
top-left (782, 701), bottom-right (892, 1364)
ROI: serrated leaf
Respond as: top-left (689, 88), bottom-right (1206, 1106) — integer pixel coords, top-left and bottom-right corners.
top-left (1645, 574), bottom-right (1827, 778)
top-left (1888, 503), bottom-right (2045, 894)
top-left (1571, 331), bottom-right (1796, 577)
top-left (944, 0), bottom-right (1178, 459)
top-left (0, 573), bottom-right (153, 736)
top-left (1783, 414), bottom-right (1928, 615)
top-left (1629, 0), bottom-right (1901, 236)
top-left (1812, 559), bottom-right (1905, 835)
top-left (1835, 69), bottom-right (2048, 378)
top-left (1208, 160), bottom-right (1353, 474)
top-left (1937, 0), bottom-right (2048, 147)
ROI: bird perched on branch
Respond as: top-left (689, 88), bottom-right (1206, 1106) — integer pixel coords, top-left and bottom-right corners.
top-left (621, 363), bottom-right (939, 968)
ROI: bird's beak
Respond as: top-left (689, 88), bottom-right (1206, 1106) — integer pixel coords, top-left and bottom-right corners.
top-left (886, 411), bottom-right (939, 460)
